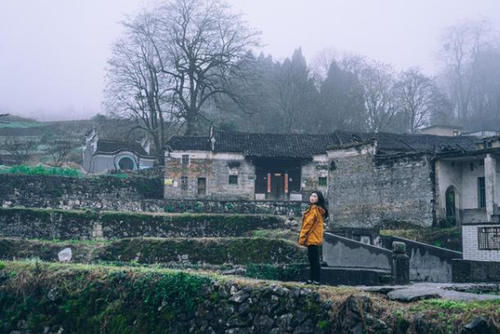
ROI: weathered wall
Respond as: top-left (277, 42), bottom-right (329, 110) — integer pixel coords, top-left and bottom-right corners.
top-left (0, 174), bottom-right (305, 215)
top-left (452, 259), bottom-right (500, 282)
top-left (3, 262), bottom-right (490, 333)
top-left (0, 237), bottom-right (307, 266)
top-left (0, 208), bottom-right (285, 240)
top-left (162, 199), bottom-right (307, 216)
top-left (322, 233), bottom-right (392, 272)
top-left (381, 235), bottom-right (462, 282)
top-left (300, 155), bottom-right (329, 199)
top-left (328, 149), bottom-right (434, 228)
top-left (0, 174), bottom-right (163, 204)
top-left (165, 151), bottom-right (255, 200)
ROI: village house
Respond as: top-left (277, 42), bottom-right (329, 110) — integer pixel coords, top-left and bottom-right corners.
top-left (164, 128), bottom-right (500, 233)
top-left (82, 129), bottom-right (156, 173)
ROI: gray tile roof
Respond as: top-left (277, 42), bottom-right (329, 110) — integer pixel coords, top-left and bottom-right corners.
top-left (167, 130), bottom-right (478, 158)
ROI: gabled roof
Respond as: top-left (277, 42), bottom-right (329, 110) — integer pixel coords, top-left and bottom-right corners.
top-left (95, 139), bottom-right (153, 158)
top-left (167, 130), bottom-right (479, 159)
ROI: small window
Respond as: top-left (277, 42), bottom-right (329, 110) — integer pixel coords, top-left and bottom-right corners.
top-left (478, 227), bottom-right (500, 250)
top-left (318, 177), bottom-right (327, 187)
top-left (181, 154), bottom-right (189, 166)
top-left (181, 176), bottom-right (188, 191)
top-left (197, 177), bottom-right (206, 195)
top-left (229, 175), bottom-right (238, 185)
top-left (478, 177), bottom-right (486, 208)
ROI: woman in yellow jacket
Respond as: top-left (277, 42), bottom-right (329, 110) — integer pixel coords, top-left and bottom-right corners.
top-left (299, 191), bottom-right (328, 285)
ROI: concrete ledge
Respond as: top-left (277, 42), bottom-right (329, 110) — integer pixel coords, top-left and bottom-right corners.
top-left (323, 233), bottom-right (393, 271)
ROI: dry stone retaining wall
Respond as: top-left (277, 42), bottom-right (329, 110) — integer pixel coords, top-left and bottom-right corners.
top-left (0, 208), bottom-right (284, 240)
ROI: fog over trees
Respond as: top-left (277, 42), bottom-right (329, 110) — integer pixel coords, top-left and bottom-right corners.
top-left (104, 0), bottom-right (500, 145)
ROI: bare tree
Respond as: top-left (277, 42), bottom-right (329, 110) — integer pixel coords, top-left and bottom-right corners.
top-left (440, 20), bottom-right (491, 124)
top-left (154, 0), bottom-right (260, 135)
top-left (105, 11), bottom-right (178, 159)
top-left (47, 140), bottom-right (75, 167)
top-left (394, 68), bottom-right (443, 133)
top-left (357, 60), bottom-right (398, 133)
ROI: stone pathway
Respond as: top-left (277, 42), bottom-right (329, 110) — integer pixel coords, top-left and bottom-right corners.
top-left (360, 283), bottom-right (500, 302)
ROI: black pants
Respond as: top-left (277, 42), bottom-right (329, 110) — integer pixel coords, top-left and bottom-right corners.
top-left (307, 245), bottom-right (321, 282)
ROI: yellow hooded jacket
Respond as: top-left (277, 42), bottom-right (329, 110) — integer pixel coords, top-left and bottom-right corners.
top-left (298, 204), bottom-right (325, 246)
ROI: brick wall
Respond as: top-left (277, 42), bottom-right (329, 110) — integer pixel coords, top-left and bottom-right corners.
top-left (328, 149), bottom-right (434, 228)
top-left (462, 224), bottom-right (500, 261)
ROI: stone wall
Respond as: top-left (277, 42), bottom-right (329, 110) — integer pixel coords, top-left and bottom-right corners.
top-left (0, 237), bottom-right (307, 266)
top-left (3, 262), bottom-right (494, 333)
top-left (452, 259), bottom-right (500, 282)
top-left (165, 151), bottom-right (255, 200)
top-left (300, 156), bottom-right (329, 198)
top-left (0, 174), bottom-right (306, 215)
top-left (328, 151), bottom-right (434, 228)
top-left (0, 208), bottom-right (285, 240)
top-left (162, 199), bottom-right (308, 216)
top-left (0, 174), bottom-right (163, 205)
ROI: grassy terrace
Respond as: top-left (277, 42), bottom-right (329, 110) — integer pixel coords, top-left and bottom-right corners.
top-left (0, 261), bottom-right (498, 333)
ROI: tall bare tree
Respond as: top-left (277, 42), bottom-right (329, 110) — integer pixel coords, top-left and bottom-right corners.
top-left (155, 0), bottom-right (260, 135)
top-left (105, 11), bottom-right (177, 158)
top-left (394, 68), bottom-right (442, 133)
top-left (440, 20), bottom-right (491, 124)
top-left (357, 60), bottom-right (398, 133)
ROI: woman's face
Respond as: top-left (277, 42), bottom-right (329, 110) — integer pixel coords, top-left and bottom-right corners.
top-left (309, 193), bottom-right (318, 204)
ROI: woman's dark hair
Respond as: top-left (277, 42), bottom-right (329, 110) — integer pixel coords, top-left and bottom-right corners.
top-left (311, 191), bottom-right (329, 218)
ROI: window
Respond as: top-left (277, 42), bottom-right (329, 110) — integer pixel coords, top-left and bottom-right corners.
top-left (229, 175), bottom-right (238, 185)
top-left (197, 177), bottom-right (206, 195)
top-left (181, 176), bottom-right (188, 191)
top-left (478, 177), bottom-right (486, 208)
top-left (478, 227), bottom-right (500, 250)
top-left (181, 154), bottom-right (189, 167)
top-left (318, 177), bottom-right (327, 187)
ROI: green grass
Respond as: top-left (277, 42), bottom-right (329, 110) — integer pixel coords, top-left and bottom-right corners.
top-left (0, 164), bottom-right (82, 177)
top-left (413, 298), bottom-right (500, 312)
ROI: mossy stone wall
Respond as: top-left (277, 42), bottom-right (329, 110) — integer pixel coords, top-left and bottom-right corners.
top-left (0, 208), bottom-right (285, 240)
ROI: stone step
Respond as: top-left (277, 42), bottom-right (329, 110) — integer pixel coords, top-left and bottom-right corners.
top-left (300, 267), bottom-right (393, 286)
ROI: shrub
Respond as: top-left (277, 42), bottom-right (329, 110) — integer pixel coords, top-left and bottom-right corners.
top-left (0, 164), bottom-right (81, 177)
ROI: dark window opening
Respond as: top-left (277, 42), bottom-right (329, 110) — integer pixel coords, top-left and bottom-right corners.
top-left (181, 155), bottom-right (189, 166)
top-left (478, 227), bottom-right (500, 250)
top-left (197, 177), bottom-right (206, 195)
top-left (478, 177), bottom-right (486, 209)
top-left (318, 177), bottom-right (327, 187)
top-left (181, 176), bottom-right (188, 191)
top-left (229, 175), bottom-right (238, 185)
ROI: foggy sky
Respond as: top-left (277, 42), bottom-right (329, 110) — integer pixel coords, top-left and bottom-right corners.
top-left (1, 0), bottom-right (499, 121)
